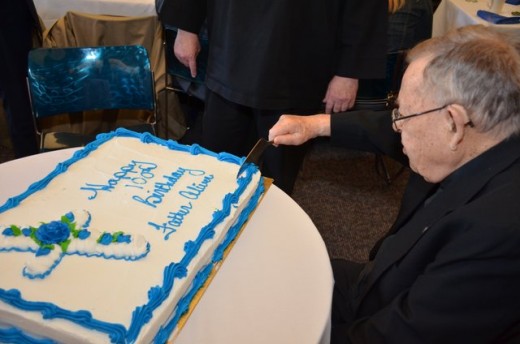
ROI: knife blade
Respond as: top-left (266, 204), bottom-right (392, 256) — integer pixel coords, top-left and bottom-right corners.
top-left (236, 138), bottom-right (273, 177)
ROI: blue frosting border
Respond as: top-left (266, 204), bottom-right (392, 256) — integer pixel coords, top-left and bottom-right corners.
top-left (0, 326), bottom-right (57, 344)
top-left (0, 128), bottom-right (263, 344)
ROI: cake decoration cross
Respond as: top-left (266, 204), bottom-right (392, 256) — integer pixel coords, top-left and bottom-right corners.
top-left (0, 210), bottom-right (150, 279)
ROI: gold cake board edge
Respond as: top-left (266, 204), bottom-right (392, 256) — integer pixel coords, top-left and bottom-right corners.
top-left (168, 177), bottom-right (273, 342)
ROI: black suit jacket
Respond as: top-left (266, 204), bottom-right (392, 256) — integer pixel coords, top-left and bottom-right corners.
top-left (0, 0), bottom-right (41, 34)
top-left (331, 110), bottom-right (520, 343)
top-left (158, 0), bottom-right (388, 109)
top-left (0, 0), bottom-right (42, 157)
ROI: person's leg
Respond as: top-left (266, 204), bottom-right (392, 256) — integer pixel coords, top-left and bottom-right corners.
top-left (202, 90), bottom-right (254, 157)
top-left (331, 258), bottom-right (365, 344)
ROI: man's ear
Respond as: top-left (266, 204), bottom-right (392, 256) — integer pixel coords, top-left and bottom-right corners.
top-left (445, 104), bottom-right (471, 151)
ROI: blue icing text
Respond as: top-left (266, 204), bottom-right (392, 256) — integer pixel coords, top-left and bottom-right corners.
top-left (145, 172), bottom-right (215, 240)
top-left (80, 160), bottom-right (158, 200)
top-left (148, 202), bottom-right (193, 240)
top-left (132, 168), bottom-right (209, 209)
top-left (178, 175), bottom-right (214, 200)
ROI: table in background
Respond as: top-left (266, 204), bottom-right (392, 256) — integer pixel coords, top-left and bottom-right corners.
top-left (433, 0), bottom-right (520, 36)
top-left (34, 0), bottom-right (157, 29)
top-left (0, 149), bottom-right (333, 344)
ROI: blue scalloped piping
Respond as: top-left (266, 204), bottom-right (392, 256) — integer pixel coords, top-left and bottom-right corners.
top-left (0, 128), bottom-right (262, 343)
top-left (22, 254), bottom-right (64, 280)
top-left (0, 326), bottom-right (57, 344)
top-left (153, 177), bottom-right (265, 343)
top-left (0, 240), bottom-right (151, 280)
top-left (125, 169), bottom-right (260, 342)
top-left (0, 289), bottom-right (127, 343)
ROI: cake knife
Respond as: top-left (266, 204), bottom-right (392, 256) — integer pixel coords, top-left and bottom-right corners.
top-left (236, 138), bottom-right (273, 177)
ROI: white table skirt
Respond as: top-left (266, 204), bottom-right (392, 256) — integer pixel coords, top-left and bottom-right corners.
top-left (0, 149), bottom-right (334, 344)
top-left (433, 0), bottom-right (520, 37)
top-left (34, 0), bottom-right (157, 29)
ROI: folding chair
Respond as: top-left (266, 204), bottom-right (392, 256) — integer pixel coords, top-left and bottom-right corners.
top-left (27, 45), bottom-right (156, 151)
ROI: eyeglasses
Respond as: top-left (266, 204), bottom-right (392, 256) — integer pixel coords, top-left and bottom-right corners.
top-left (391, 105), bottom-right (448, 132)
top-left (392, 104), bottom-right (474, 132)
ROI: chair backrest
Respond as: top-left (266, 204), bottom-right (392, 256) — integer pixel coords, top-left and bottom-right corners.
top-left (28, 45), bottom-right (155, 119)
top-left (353, 50), bottom-right (407, 111)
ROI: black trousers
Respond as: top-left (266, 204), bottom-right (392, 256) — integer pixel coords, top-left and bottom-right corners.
top-left (0, 1), bottom-right (38, 158)
top-left (331, 258), bottom-right (365, 344)
top-left (202, 90), bottom-right (313, 194)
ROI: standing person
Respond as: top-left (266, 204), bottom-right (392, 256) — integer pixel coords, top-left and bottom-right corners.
top-left (356, 0), bottom-right (433, 104)
top-left (388, 0), bottom-right (433, 52)
top-left (158, 0), bottom-right (388, 194)
top-left (0, 0), bottom-right (42, 158)
top-left (269, 25), bottom-right (520, 342)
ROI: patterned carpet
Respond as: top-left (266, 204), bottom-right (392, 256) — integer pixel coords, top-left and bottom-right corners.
top-left (0, 107), bottom-right (408, 262)
top-left (291, 139), bottom-right (408, 261)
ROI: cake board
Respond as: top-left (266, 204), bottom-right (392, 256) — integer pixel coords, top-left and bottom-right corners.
top-left (169, 178), bottom-right (273, 342)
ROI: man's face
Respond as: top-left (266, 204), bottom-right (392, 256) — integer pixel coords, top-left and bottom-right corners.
top-left (396, 57), bottom-right (456, 183)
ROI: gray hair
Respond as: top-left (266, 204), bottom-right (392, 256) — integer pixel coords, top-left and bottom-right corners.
top-left (407, 25), bottom-right (520, 139)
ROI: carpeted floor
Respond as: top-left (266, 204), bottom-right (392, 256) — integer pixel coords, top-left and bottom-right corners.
top-left (290, 139), bottom-right (408, 262)
top-left (0, 106), bottom-right (409, 263)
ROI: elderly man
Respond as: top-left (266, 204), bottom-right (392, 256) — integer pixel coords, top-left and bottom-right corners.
top-left (269, 25), bottom-right (520, 343)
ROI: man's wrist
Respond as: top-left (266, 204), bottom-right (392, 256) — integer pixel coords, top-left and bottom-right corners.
top-left (313, 114), bottom-right (332, 137)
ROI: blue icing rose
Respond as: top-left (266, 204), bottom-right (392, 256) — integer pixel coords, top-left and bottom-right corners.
top-left (35, 221), bottom-right (71, 245)
top-left (36, 247), bottom-right (52, 257)
top-left (98, 233), bottom-right (113, 245)
top-left (78, 229), bottom-right (91, 240)
top-left (64, 212), bottom-right (75, 222)
top-left (116, 234), bottom-right (131, 243)
top-left (2, 228), bottom-right (14, 236)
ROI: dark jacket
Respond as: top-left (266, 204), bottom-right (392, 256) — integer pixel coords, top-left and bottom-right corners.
top-left (158, 0), bottom-right (388, 109)
top-left (0, 0), bottom-right (42, 42)
top-left (331, 110), bottom-right (520, 343)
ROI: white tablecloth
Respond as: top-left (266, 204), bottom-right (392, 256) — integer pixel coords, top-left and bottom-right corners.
top-left (433, 0), bottom-right (520, 36)
top-left (0, 149), bottom-right (334, 344)
top-left (34, 0), bottom-right (157, 29)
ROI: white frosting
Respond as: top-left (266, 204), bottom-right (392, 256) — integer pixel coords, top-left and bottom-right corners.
top-left (0, 133), bottom-right (262, 343)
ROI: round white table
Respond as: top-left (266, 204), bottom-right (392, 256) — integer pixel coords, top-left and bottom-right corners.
top-left (0, 149), bottom-right (333, 344)
top-left (433, 0), bottom-right (520, 37)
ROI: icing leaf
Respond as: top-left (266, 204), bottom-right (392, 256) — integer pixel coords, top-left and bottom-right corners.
top-left (60, 239), bottom-right (71, 253)
top-left (61, 215), bottom-right (71, 224)
top-left (10, 225), bottom-right (22, 237)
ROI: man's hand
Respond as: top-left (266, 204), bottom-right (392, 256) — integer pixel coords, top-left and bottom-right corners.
top-left (268, 114), bottom-right (331, 146)
top-left (323, 76), bottom-right (359, 113)
top-left (174, 29), bottom-right (200, 78)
